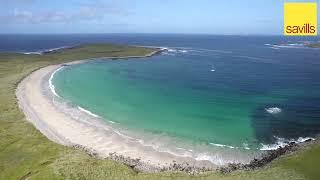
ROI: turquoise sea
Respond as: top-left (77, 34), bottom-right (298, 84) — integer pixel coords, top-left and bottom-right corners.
top-left (45, 35), bottom-right (320, 164)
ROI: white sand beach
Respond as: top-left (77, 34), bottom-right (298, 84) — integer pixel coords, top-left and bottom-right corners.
top-left (15, 60), bottom-right (216, 171)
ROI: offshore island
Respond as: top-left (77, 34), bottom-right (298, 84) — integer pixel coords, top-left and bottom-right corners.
top-left (1, 43), bottom-right (320, 179)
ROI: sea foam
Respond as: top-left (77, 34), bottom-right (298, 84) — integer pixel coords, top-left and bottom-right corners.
top-left (159, 46), bottom-right (232, 57)
top-left (78, 106), bottom-right (100, 118)
top-left (49, 66), bottom-right (64, 98)
top-left (265, 107), bottom-right (282, 114)
top-left (209, 143), bottom-right (236, 149)
top-left (260, 136), bottom-right (315, 151)
top-left (264, 42), bottom-right (313, 49)
top-left (51, 92), bottom-right (255, 166)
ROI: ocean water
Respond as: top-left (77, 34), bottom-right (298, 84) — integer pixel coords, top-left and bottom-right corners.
top-left (2, 34), bottom-right (320, 164)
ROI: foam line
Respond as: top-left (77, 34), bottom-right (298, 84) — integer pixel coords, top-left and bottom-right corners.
top-left (49, 66), bottom-right (64, 98)
top-left (265, 107), bottom-right (282, 114)
top-left (78, 106), bottom-right (100, 118)
top-left (209, 143), bottom-right (237, 149)
top-left (260, 136), bottom-right (315, 151)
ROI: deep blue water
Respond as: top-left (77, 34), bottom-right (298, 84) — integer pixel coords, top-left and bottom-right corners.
top-left (1, 33), bottom-right (319, 53)
top-left (2, 34), bottom-right (320, 151)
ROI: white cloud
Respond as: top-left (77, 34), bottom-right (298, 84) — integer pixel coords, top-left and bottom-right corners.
top-left (0, 1), bottom-right (131, 24)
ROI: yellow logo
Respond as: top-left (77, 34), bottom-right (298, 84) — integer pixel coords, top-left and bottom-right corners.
top-left (284, 2), bottom-right (317, 36)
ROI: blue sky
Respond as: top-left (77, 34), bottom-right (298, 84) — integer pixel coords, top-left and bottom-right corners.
top-left (0, 0), bottom-right (317, 34)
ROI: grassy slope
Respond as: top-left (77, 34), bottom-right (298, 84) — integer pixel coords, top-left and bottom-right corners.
top-left (0, 44), bottom-right (319, 180)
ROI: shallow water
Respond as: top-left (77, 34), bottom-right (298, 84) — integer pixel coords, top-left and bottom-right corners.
top-left (39, 35), bottom-right (320, 164)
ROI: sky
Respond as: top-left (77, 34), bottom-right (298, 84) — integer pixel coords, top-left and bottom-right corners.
top-left (0, 0), bottom-right (318, 35)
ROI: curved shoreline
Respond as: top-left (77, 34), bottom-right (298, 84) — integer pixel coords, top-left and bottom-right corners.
top-left (15, 49), bottom-right (318, 174)
top-left (16, 57), bottom-right (220, 173)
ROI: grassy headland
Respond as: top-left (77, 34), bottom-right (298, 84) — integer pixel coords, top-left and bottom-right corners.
top-left (0, 44), bottom-right (319, 179)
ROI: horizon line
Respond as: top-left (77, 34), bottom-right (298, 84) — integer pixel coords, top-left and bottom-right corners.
top-left (0, 32), bottom-right (287, 36)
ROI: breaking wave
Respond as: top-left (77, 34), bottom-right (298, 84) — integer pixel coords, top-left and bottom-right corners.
top-left (49, 66), bottom-right (64, 98)
top-left (78, 106), bottom-right (100, 118)
top-left (210, 143), bottom-right (237, 149)
top-left (264, 41), bottom-right (320, 50)
top-left (138, 45), bottom-right (232, 57)
top-left (209, 136), bottom-right (315, 152)
top-left (265, 107), bottom-right (282, 114)
top-left (260, 136), bottom-right (315, 151)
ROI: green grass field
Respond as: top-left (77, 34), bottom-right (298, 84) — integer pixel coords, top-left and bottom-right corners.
top-left (0, 44), bottom-right (319, 179)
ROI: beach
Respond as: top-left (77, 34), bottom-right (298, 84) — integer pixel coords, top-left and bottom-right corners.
top-left (15, 42), bottom-right (320, 173)
top-left (0, 39), bottom-right (316, 179)
top-left (16, 59), bottom-right (318, 174)
top-left (16, 59), bottom-right (217, 172)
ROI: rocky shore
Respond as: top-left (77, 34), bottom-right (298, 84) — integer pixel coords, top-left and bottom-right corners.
top-left (72, 138), bottom-right (318, 175)
top-left (72, 144), bottom-right (212, 175)
top-left (219, 138), bottom-right (317, 174)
